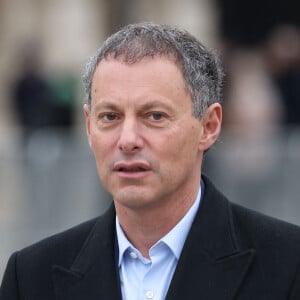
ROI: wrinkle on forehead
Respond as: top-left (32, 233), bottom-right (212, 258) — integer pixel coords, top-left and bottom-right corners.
top-left (91, 57), bottom-right (191, 111)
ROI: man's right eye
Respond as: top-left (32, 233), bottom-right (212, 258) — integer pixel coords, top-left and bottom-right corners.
top-left (104, 113), bottom-right (117, 121)
top-left (99, 113), bottom-right (119, 122)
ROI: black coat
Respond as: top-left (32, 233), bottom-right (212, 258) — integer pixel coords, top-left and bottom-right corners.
top-left (1, 176), bottom-right (300, 299)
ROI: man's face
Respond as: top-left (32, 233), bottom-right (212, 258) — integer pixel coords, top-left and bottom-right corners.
top-left (84, 57), bottom-right (211, 212)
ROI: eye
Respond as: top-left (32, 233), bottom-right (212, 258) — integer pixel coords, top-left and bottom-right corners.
top-left (100, 113), bottom-right (119, 122)
top-left (105, 113), bottom-right (117, 121)
top-left (148, 112), bottom-right (165, 121)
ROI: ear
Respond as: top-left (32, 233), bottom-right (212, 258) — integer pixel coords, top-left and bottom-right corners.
top-left (83, 104), bottom-right (92, 148)
top-left (198, 103), bottom-right (222, 151)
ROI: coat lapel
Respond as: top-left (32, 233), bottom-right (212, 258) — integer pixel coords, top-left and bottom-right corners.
top-left (52, 205), bottom-right (122, 300)
top-left (166, 176), bottom-right (255, 300)
top-left (52, 177), bottom-right (255, 300)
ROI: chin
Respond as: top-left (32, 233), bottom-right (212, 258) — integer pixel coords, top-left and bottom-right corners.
top-left (113, 187), bottom-right (156, 210)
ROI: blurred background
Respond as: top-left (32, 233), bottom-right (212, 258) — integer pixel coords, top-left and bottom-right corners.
top-left (0, 0), bottom-right (299, 280)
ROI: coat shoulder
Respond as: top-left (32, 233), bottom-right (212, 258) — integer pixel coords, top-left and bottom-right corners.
top-left (17, 217), bottom-right (100, 270)
top-left (204, 176), bottom-right (300, 250)
top-left (231, 201), bottom-right (300, 247)
top-left (1, 217), bottom-right (101, 299)
top-left (229, 202), bottom-right (300, 296)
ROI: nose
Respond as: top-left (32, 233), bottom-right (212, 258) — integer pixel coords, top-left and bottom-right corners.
top-left (117, 117), bottom-right (143, 153)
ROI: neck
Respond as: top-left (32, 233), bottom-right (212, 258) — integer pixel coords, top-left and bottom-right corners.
top-left (115, 185), bottom-right (199, 258)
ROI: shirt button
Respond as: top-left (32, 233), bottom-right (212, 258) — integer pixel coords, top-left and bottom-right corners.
top-left (146, 290), bottom-right (154, 299)
top-left (130, 251), bottom-right (137, 259)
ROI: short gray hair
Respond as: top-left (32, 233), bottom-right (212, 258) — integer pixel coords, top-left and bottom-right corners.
top-left (83, 22), bottom-right (224, 118)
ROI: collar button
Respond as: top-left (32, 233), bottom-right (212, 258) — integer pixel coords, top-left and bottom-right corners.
top-left (129, 251), bottom-right (138, 259)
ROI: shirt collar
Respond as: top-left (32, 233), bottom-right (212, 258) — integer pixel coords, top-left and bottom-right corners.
top-left (116, 184), bottom-right (202, 265)
top-left (116, 217), bottom-right (133, 266)
top-left (160, 186), bottom-right (201, 259)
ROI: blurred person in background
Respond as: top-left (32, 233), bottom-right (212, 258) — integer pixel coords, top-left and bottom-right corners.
top-left (12, 44), bottom-right (77, 146)
top-left (209, 0), bottom-right (300, 215)
top-left (10, 45), bottom-right (78, 226)
top-left (1, 22), bottom-right (300, 300)
top-left (264, 25), bottom-right (300, 126)
top-left (217, 0), bottom-right (300, 128)
top-left (12, 47), bottom-right (53, 143)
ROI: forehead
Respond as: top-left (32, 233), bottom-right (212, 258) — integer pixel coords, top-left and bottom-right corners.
top-left (95, 55), bottom-right (183, 78)
top-left (92, 56), bottom-right (187, 93)
top-left (90, 57), bottom-right (191, 110)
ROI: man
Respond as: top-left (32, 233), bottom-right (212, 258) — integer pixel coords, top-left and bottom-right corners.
top-left (1, 22), bottom-right (300, 300)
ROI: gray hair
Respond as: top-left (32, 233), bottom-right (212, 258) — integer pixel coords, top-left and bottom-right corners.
top-left (83, 22), bottom-right (224, 118)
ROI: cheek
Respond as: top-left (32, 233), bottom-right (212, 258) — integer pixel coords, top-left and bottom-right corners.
top-left (91, 143), bottom-right (112, 189)
top-left (165, 125), bottom-right (200, 155)
top-left (167, 131), bottom-right (201, 173)
top-left (155, 135), bottom-right (196, 174)
top-left (90, 134), bottom-right (114, 168)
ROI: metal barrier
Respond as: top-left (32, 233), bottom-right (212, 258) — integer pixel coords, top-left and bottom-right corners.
top-left (1, 126), bottom-right (300, 280)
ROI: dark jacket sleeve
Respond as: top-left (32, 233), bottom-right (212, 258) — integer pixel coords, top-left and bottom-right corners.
top-left (0, 252), bottom-right (20, 300)
top-left (290, 264), bottom-right (300, 300)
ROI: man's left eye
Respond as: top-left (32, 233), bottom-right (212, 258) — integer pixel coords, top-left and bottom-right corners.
top-left (149, 113), bottom-right (164, 121)
top-left (103, 113), bottom-right (118, 121)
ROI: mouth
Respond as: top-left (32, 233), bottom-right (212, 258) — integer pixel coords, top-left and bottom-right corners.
top-left (118, 166), bottom-right (148, 172)
top-left (113, 162), bottom-right (151, 177)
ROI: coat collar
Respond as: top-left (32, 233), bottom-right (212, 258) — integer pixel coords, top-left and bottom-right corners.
top-left (52, 176), bottom-right (255, 300)
top-left (166, 176), bottom-right (255, 299)
top-left (52, 205), bottom-right (122, 300)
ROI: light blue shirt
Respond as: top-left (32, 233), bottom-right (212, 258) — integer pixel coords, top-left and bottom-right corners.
top-left (116, 186), bottom-right (202, 300)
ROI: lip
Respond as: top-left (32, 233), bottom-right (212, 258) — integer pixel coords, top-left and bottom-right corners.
top-left (113, 161), bottom-right (151, 179)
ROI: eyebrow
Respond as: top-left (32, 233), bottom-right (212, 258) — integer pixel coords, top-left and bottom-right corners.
top-left (139, 100), bottom-right (174, 112)
top-left (93, 99), bottom-right (174, 112)
top-left (93, 101), bottom-right (121, 111)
